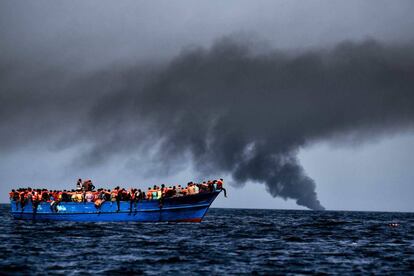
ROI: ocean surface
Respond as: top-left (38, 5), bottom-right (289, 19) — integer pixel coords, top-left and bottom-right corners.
top-left (0, 204), bottom-right (413, 275)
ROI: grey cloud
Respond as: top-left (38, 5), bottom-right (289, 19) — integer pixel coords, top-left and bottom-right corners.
top-left (2, 38), bottom-right (414, 209)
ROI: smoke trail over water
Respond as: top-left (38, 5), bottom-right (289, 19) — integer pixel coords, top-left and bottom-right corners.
top-left (2, 38), bottom-right (414, 209)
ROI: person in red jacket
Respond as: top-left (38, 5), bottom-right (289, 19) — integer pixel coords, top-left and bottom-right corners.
top-left (217, 178), bottom-right (227, 197)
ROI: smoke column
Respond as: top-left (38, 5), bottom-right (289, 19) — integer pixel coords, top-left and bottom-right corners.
top-left (2, 38), bottom-right (414, 209)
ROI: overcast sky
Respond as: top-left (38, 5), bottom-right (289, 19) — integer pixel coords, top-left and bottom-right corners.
top-left (1, 1), bottom-right (414, 211)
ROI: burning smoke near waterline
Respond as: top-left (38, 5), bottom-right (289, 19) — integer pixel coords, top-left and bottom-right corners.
top-left (1, 39), bottom-right (414, 210)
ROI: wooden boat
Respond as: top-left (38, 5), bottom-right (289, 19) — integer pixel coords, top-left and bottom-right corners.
top-left (10, 190), bottom-right (221, 222)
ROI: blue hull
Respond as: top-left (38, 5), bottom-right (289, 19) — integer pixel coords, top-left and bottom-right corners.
top-left (10, 191), bottom-right (220, 222)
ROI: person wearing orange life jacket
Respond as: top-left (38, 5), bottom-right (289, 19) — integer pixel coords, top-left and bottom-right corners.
top-left (9, 190), bottom-right (14, 201)
top-left (92, 190), bottom-right (99, 201)
top-left (188, 183), bottom-right (196, 195)
top-left (216, 178), bottom-right (227, 197)
top-left (94, 198), bottom-right (103, 209)
top-left (10, 190), bottom-right (20, 209)
top-left (129, 188), bottom-right (139, 212)
top-left (52, 190), bottom-right (59, 201)
top-left (151, 185), bottom-right (158, 200)
top-left (36, 189), bottom-right (43, 201)
top-left (41, 189), bottom-right (49, 202)
top-left (146, 187), bottom-right (153, 200)
top-left (94, 189), bottom-right (105, 209)
top-left (104, 189), bottom-right (111, 201)
top-left (110, 187), bottom-right (121, 212)
top-left (110, 188), bottom-right (118, 202)
top-left (26, 188), bottom-right (33, 202)
top-left (19, 189), bottom-right (29, 210)
top-left (32, 189), bottom-right (42, 216)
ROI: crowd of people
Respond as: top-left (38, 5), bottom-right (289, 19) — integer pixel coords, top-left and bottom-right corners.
top-left (9, 179), bottom-right (226, 211)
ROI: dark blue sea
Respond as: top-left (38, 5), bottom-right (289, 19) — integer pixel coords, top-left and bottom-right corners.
top-left (0, 204), bottom-right (413, 275)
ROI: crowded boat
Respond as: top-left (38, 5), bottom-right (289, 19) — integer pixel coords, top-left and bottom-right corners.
top-left (9, 179), bottom-right (227, 211)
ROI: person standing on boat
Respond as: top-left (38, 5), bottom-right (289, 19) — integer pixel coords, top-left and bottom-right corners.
top-left (76, 178), bottom-right (82, 191)
top-left (146, 187), bottom-right (152, 200)
top-left (32, 189), bottom-right (42, 217)
top-left (10, 190), bottom-right (20, 209)
top-left (18, 190), bottom-right (25, 210)
top-left (129, 188), bottom-right (139, 212)
top-left (111, 186), bottom-right (121, 212)
top-left (82, 179), bottom-right (95, 192)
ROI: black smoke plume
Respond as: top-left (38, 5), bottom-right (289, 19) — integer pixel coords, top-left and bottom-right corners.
top-left (2, 38), bottom-right (414, 209)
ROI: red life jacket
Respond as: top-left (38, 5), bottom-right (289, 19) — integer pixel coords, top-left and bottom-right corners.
top-left (19, 192), bottom-right (26, 200)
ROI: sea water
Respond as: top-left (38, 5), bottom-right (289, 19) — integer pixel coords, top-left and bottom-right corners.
top-left (0, 205), bottom-right (413, 274)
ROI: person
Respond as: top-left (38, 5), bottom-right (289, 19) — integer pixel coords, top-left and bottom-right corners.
top-left (76, 178), bottom-right (82, 191)
top-left (157, 185), bottom-right (163, 199)
top-left (32, 189), bottom-right (42, 217)
top-left (104, 189), bottom-right (111, 201)
top-left (98, 189), bottom-right (106, 201)
top-left (176, 185), bottom-right (182, 196)
top-left (94, 198), bottom-right (103, 209)
top-left (41, 189), bottom-right (49, 201)
top-left (187, 183), bottom-right (195, 195)
top-left (85, 191), bottom-right (94, 202)
top-left (129, 188), bottom-right (138, 212)
top-left (180, 185), bottom-right (188, 196)
top-left (61, 190), bottom-right (70, 202)
top-left (112, 187), bottom-right (121, 212)
top-left (19, 189), bottom-right (27, 210)
top-left (217, 178), bottom-right (227, 197)
top-left (82, 180), bottom-right (95, 192)
top-left (9, 190), bottom-right (15, 201)
top-left (146, 187), bottom-right (152, 200)
top-left (10, 190), bottom-right (20, 209)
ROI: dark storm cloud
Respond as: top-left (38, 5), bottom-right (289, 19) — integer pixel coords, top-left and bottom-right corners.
top-left (2, 38), bottom-right (414, 209)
